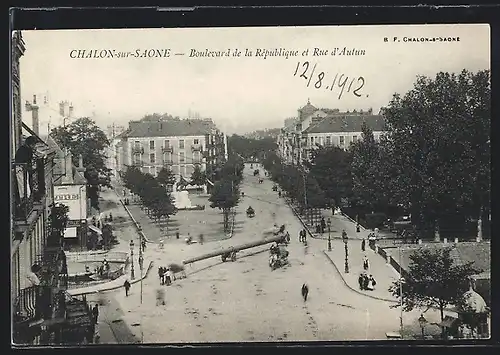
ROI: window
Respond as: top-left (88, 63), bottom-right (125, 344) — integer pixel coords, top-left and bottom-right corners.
top-left (339, 136), bottom-right (345, 145)
top-left (326, 136), bottom-right (331, 145)
top-left (180, 165), bottom-right (185, 177)
top-left (164, 139), bottom-right (170, 147)
top-left (150, 153), bottom-right (155, 164)
top-left (134, 140), bottom-right (140, 148)
top-left (193, 152), bottom-right (201, 163)
top-left (156, 166), bottom-right (161, 176)
top-left (310, 136), bottom-right (314, 145)
top-left (150, 140), bottom-right (155, 150)
top-left (164, 152), bottom-right (172, 163)
top-left (353, 135), bottom-right (358, 143)
top-left (194, 138), bottom-right (199, 145)
top-left (134, 155), bottom-right (141, 164)
top-left (179, 139), bottom-right (185, 149)
top-left (179, 152), bottom-right (185, 163)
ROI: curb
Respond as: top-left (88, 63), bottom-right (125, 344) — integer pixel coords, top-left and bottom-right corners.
top-left (68, 260), bottom-right (154, 297)
top-left (340, 212), bottom-right (368, 232)
top-left (113, 187), bottom-right (154, 244)
top-left (284, 199), bottom-right (327, 240)
top-left (322, 251), bottom-right (398, 304)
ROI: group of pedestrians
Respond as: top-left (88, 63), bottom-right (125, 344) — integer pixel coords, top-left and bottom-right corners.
top-left (358, 272), bottom-right (377, 291)
top-left (158, 266), bottom-right (174, 286)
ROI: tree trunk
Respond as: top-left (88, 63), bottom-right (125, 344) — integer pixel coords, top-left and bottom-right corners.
top-left (440, 303), bottom-right (445, 339)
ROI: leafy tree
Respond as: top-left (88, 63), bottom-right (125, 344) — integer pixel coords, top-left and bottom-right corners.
top-left (350, 123), bottom-right (386, 213)
top-left (190, 165), bottom-right (207, 188)
top-left (382, 70), bottom-right (490, 238)
top-left (50, 117), bottom-right (111, 181)
top-left (227, 134), bottom-right (277, 161)
top-left (209, 179), bottom-right (240, 232)
top-left (47, 203), bottom-right (69, 247)
top-left (389, 247), bottom-right (481, 325)
top-left (156, 166), bottom-right (176, 187)
top-left (307, 146), bottom-right (353, 211)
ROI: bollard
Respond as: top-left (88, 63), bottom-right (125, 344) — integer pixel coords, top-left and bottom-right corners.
top-left (418, 239), bottom-right (422, 245)
top-left (454, 237), bottom-right (459, 244)
top-left (443, 238), bottom-right (448, 244)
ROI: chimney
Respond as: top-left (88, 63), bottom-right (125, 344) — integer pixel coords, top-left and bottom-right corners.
top-left (59, 101), bottom-right (65, 117)
top-left (33, 95), bottom-right (37, 105)
top-left (69, 104), bottom-right (74, 118)
top-left (31, 104), bottom-right (40, 135)
top-left (62, 148), bottom-right (74, 184)
top-left (79, 154), bottom-right (84, 169)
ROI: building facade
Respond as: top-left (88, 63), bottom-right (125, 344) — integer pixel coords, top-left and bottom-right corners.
top-left (116, 117), bottom-right (227, 186)
top-left (12, 31), bottom-right (93, 345)
top-left (277, 100), bottom-right (385, 164)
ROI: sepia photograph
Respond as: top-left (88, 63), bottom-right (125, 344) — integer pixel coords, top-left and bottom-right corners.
top-left (11, 24), bottom-right (490, 345)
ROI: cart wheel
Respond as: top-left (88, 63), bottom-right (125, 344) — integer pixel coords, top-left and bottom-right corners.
top-left (221, 255), bottom-right (227, 262)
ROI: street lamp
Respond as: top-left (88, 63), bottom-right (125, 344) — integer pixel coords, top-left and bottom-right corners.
top-left (130, 240), bottom-right (135, 280)
top-left (343, 232), bottom-right (349, 273)
top-left (418, 314), bottom-right (427, 339)
top-left (327, 218), bottom-right (332, 251)
top-left (138, 231), bottom-right (144, 304)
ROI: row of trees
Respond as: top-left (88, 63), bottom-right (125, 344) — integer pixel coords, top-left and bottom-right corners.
top-left (267, 69), bottom-right (490, 239)
top-left (122, 166), bottom-right (178, 231)
top-left (227, 134), bottom-right (277, 161)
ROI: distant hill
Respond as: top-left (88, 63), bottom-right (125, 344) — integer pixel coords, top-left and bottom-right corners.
top-left (243, 128), bottom-right (281, 140)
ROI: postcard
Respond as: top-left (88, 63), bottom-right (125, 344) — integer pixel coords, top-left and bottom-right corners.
top-left (11, 24), bottom-right (490, 345)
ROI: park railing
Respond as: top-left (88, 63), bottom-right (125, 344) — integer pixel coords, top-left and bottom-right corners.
top-left (65, 251), bottom-right (128, 264)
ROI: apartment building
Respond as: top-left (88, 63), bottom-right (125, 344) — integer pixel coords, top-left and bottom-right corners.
top-left (277, 100), bottom-right (385, 164)
top-left (116, 117), bottom-right (227, 185)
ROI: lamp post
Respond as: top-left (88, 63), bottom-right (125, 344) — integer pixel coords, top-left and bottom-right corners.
top-left (327, 218), bottom-right (332, 251)
top-left (418, 314), bottom-right (427, 339)
top-left (130, 240), bottom-right (135, 280)
top-left (343, 232), bottom-right (349, 273)
top-left (138, 229), bottom-right (143, 304)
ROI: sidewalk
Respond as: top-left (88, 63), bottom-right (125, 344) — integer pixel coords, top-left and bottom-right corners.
top-left (324, 240), bottom-right (399, 302)
top-left (66, 253), bottom-right (153, 296)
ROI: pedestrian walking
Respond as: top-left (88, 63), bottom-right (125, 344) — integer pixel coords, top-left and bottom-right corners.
top-left (124, 280), bottom-right (131, 296)
top-left (109, 212), bottom-right (113, 222)
top-left (298, 230), bottom-right (303, 243)
top-left (156, 288), bottom-right (166, 306)
top-left (358, 273), bottom-right (365, 290)
top-left (92, 304), bottom-right (99, 324)
top-left (367, 275), bottom-right (377, 291)
top-left (142, 240), bottom-right (147, 251)
top-left (342, 229), bottom-right (347, 240)
top-left (362, 255), bottom-right (370, 271)
top-left (199, 233), bottom-right (204, 245)
top-left (165, 268), bottom-right (172, 286)
top-left (301, 283), bottom-right (309, 302)
top-left (363, 273), bottom-right (369, 290)
top-left (158, 267), bottom-right (164, 285)
top-left (361, 238), bottom-right (366, 252)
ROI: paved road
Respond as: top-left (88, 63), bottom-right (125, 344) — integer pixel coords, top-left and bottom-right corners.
top-left (97, 164), bottom-right (445, 342)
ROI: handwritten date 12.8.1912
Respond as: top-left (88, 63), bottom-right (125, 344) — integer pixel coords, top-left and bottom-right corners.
top-left (293, 61), bottom-right (366, 100)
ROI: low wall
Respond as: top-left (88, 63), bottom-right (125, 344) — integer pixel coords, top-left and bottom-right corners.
top-left (65, 251), bottom-right (128, 263)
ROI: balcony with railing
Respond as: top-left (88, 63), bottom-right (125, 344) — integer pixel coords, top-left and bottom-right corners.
top-left (132, 160), bottom-right (144, 167)
top-left (191, 144), bottom-right (202, 152)
top-left (131, 146), bottom-right (144, 155)
top-left (162, 145), bottom-right (174, 153)
top-left (12, 159), bottom-right (46, 226)
top-left (34, 247), bottom-right (69, 290)
top-left (163, 159), bottom-right (174, 166)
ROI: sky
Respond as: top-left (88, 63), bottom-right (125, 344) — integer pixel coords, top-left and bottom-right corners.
top-left (19, 24), bottom-right (490, 135)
